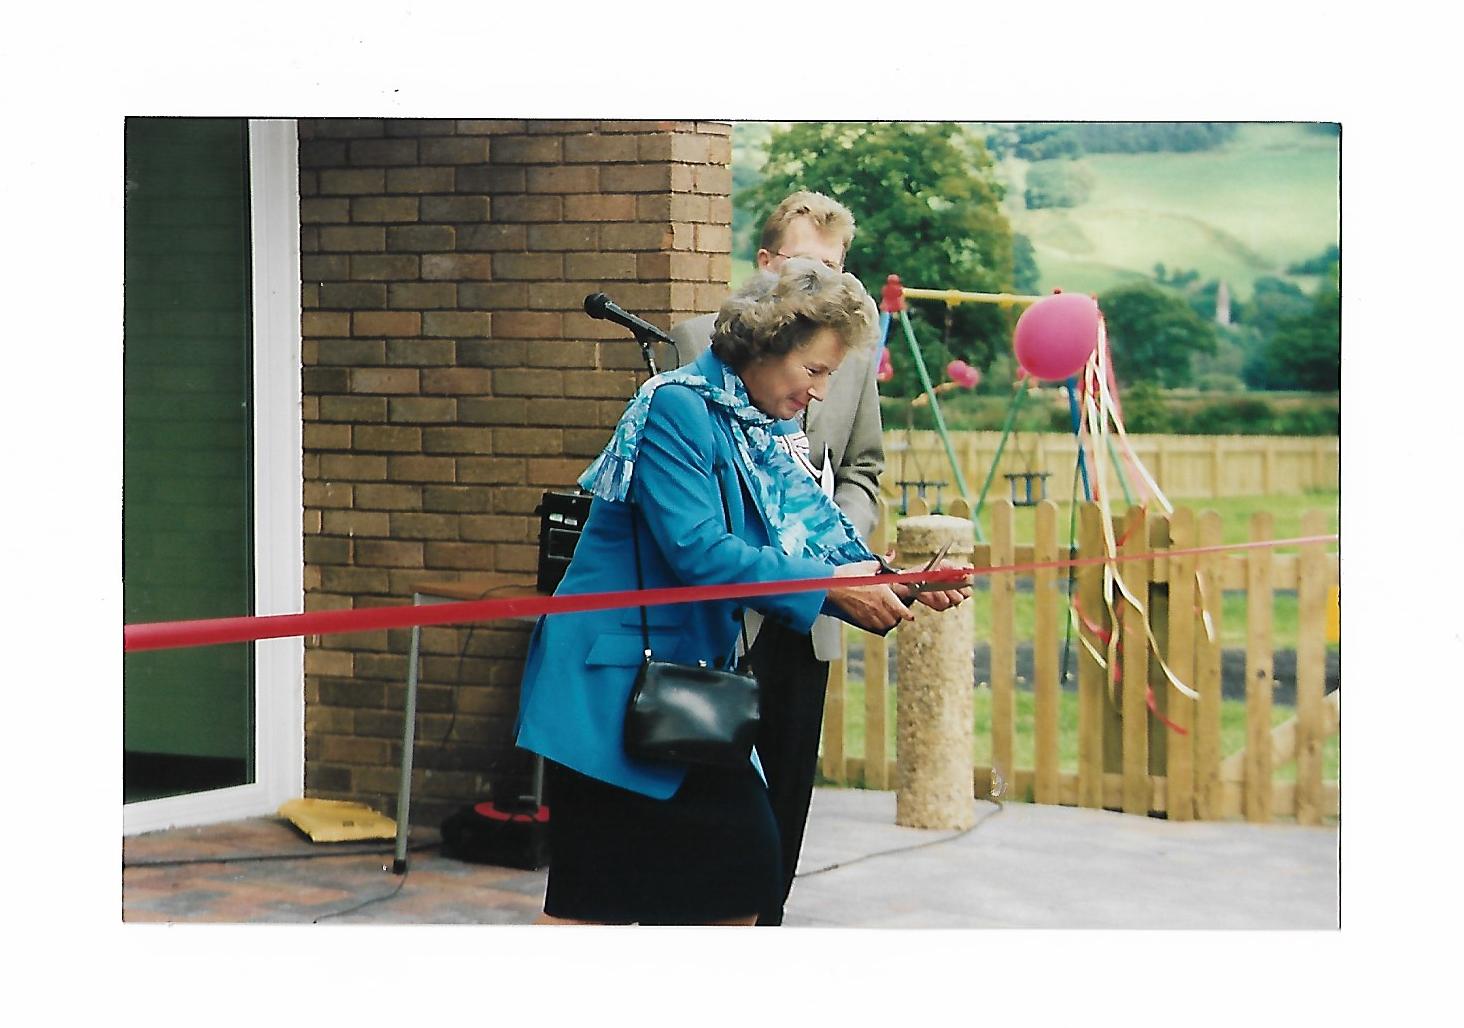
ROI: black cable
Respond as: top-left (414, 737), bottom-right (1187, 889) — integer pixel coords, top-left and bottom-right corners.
top-left (794, 796), bottom-right (1005, 879)
top-left (123, 839), bottom-right (438, 870)
top-left (425, 581), bottom-right (525, 753)
top-left (313, 871), bottom-right (411, 923)
top-left (125, 841), bottom-right (438, 921)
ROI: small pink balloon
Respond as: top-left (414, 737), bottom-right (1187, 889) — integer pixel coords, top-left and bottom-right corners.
top-left (946, 359), bottom-right (981, 389)
top-left (1013, 291), bottom-right (1101, 381)
top-left (876, 347), bottom-right (894, 382)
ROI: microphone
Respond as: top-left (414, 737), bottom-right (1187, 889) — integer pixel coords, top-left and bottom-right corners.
top-left (583, 292), bottom-right (676, 346)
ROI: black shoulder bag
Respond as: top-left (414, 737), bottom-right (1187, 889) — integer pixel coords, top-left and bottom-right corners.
top-left (622, 485), bottom-right (760, 769)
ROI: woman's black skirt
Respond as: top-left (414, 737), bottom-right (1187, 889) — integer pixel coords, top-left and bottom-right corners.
top-left (542, 759), bottom-right (782, 925)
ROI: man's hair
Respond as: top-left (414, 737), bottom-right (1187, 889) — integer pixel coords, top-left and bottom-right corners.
top-left (757, 190), bottom-right (856, 264)
top-left (711, 257), bottom-right (879, 370)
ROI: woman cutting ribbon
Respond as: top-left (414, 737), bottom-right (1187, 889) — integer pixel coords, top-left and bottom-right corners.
top-left (514, 258), bottom-right (968, 925)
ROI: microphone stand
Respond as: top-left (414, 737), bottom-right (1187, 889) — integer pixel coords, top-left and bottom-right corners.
top-left (633, 329), bottom-right (660, 377)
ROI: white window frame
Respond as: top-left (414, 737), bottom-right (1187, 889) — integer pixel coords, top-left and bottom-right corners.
top-left (124, 119), bottom-right (304, 836)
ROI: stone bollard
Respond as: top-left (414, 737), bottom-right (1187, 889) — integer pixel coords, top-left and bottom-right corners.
top-left (895, 514), bottom-right (976, 830)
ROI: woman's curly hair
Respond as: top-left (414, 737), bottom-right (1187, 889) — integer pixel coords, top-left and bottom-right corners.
top-left (710, 258), bottom-right (880, 370)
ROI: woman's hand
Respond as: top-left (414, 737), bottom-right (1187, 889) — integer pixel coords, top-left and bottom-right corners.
top-left (827, 561), bottom-right (916, 633)
top-left (892, 558), bottom-right (972, 612)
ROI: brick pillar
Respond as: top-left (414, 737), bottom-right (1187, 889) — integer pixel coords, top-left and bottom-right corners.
top-left (298, 118), bottom-right (732, 826)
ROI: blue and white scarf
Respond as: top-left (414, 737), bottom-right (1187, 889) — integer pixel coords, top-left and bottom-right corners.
top-left (579, 358), bottom-right (875, 566)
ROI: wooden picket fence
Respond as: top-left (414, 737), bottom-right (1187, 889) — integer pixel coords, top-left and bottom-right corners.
top-left (820, 497), bottom-right (1340, 825)
top-left (886, 430), bottom-right (1339, 503)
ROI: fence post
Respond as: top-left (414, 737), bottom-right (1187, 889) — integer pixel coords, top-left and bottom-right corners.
top-left (1033, 499), bottom-right (1061, 805)
top-left (1245, 511), bottom-right (1276, 822)
top-left (895, 513), bottom-right (977, 829)
top-left (1195, 511), bottom-right (1225, 819)
top-left (1076, 502), bottom-right (1108, 809)
top-left (989, 499), bottom-right (1016, 799)
top-left (1166, 507), bottom-right (1198, 821)
top-left (1120, 505), bottom-right (1151, 815)
top-left (1295, 509), bottom-right (1328, 824)
top-left (1210, 437), bottom-right (1224, 498)
top-left (1146, 514), bottom-right (1171, 780)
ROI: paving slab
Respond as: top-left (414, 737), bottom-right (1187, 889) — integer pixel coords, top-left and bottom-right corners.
top-left (785, 789), bottom-right (1339, 929)
top-left (122, 787), bottom-right (1339, 928)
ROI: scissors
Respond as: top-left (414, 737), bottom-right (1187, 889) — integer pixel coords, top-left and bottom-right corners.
top-left (897, 539), bottom-right (954, 607)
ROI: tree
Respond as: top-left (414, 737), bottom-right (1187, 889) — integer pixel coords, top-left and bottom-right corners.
top-left (1012, 233), bottom-right (1040, 294)
top-left (1024, 160), bottom-right (1094, 209)
top-left (1287, 244), bottom-right (1340, 276)
top-left (1098, 282), bottom-right (1218, 387)
top-left (1235, 275), bottom-right (1321, 388)
top-left (741, 122), bottom-right (1017, 395)
top-left (1263, 264), bottom-right (1340, 390)
top-left (1239, 276), bottom-right (1311, 336)
top-left (1009, 122), bottom-right (1237, 158)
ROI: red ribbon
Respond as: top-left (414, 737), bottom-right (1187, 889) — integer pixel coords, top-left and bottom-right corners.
top-left (1146, 684), bottom-right (1189, 735)
top-left (123, 533), bottom-right (1337, 653)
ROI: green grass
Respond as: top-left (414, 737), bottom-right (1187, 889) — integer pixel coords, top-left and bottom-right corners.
top-left (834, 655), bottom-right (1340, 784)
top-left (999, 123), bottom-right (1339, 302)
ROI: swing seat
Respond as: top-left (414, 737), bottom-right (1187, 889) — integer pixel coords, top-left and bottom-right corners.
top-left (896, 478), bottom-right (949, 514)
top-left (1004, 471), bottom-right (1050, 507)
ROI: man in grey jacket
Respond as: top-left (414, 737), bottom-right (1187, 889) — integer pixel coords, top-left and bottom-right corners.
top-left (670, 191), bottom-right (885, 925)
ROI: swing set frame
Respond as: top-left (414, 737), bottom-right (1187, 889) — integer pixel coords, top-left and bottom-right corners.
top-left (880, 278), bottom-right (1122, 542)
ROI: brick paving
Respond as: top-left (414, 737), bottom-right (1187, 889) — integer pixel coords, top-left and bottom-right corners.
top-left (123, 815), bottom-right (545, 924)
top-left (122, 787), bottom-right (1339, 928)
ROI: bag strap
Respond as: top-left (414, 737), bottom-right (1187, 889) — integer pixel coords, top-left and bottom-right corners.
top-left (629, 477), bottom-right (750, 666)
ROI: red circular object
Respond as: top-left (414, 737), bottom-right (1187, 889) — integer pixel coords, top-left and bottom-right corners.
top-left (472, 801), bottom-right (550, 823)
top-left (1012, 292), bottom-right (1101, 381)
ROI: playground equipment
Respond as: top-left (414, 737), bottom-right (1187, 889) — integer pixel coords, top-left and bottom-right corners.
top-left (891, 358), bottom-right (980, 514)
top-left (878, 275), bottom-right (1193, 732)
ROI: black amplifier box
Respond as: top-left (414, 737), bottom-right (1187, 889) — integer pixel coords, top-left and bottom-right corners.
top-left (534, 490), bottom-right (593, 594)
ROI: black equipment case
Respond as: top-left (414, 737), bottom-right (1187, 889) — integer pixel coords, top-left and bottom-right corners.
top-left (534, 490), bottom-right (593, 594)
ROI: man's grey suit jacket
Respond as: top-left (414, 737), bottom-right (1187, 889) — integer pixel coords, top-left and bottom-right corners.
top-left (668, 312), bottom-right (886, 660)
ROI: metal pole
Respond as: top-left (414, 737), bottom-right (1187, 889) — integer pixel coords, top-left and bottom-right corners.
top-left (901, 286), bottom-right (1047, 306)
top-left (1065, 376), bottom-right (1092, 502)
top-left (973, 382), bottom-right (1030, 523)
top-left (392, 594), bottom-right (423, 874)
top-left (897, 310), bottom-right (972, 504)
top-left (1105, 431), bottom-right (1135, 506)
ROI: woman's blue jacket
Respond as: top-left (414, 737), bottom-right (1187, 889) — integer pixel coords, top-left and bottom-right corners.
top-left (514, 349), bottom-right (842, 799)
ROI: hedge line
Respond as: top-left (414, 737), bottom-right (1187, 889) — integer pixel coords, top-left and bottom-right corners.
top-left (881, 390), bottom-right (1339, 437)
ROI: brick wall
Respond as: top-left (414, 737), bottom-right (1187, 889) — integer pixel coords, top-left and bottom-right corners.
top-left (298, 119), bottom-right (733, 826)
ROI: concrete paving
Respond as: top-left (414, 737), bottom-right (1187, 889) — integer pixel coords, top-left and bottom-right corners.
top-left (787, 789), bottom-right (1338, 929)
top-left (122, 786), bottom-right (1338, 928)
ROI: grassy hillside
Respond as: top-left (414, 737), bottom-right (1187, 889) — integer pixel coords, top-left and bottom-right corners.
top-left (731, 122), bottom-right (1340, 301)
top-left (994, 123), bottom-right (1338, 300)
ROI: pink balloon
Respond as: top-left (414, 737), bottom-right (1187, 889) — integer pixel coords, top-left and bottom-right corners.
top-left (945, 359), bottom-right (981, 389)
top-left (876, 347), bottom-right (894, 382)
top-left (1013, 292), bottom-right (1101, 381)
